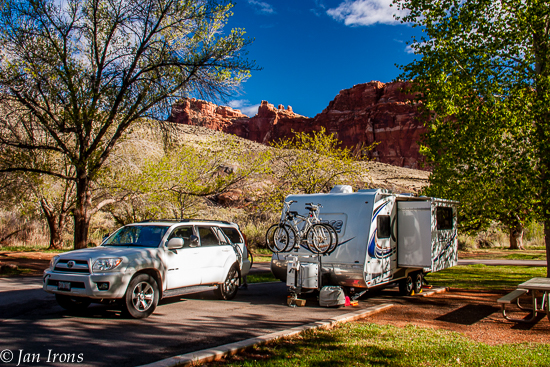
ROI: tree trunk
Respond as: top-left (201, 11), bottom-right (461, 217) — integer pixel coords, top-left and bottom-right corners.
top-left (40, 199), bottom-right (67, 250)
top-left (45, 214), bottom-right (64, 250)
top-left (509, 224), bottom-right (525, 250)
top-left (545, 220), bottom-right (550, 278)
top-left (73, 176), bottom-right (92, 250)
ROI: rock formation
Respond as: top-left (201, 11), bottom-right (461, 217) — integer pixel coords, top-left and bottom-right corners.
top-left (168, 81), bottom-right (426, 169)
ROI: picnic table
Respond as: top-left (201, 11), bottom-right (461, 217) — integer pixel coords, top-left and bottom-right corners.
top-left (498, 277), bottom-right (550, 323)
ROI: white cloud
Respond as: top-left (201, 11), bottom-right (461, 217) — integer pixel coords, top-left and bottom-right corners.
top-left (248, 0), bottom-right (276, 15)
top-left (327, 0), bottom-right (407, 26)
top-left (228, 100), bottom-right (260, 117)
top-left (405, 44), bottom-right (414, 54)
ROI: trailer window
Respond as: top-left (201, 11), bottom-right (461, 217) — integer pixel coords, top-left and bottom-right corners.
top-left (436, 207), bottom-right (453, 230)
top-left (377, 215), bottom-right (391, 238)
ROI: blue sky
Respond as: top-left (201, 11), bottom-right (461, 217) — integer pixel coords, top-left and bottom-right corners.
top-left (224, 0), bottom-right (419, 117)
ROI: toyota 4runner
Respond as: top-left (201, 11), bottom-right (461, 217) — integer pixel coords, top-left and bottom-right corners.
top-left (43, 220), bottom-right (251, 318)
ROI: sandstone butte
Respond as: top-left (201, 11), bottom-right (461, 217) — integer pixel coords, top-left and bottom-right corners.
top-left (168, 81), bottom-right (425, 169)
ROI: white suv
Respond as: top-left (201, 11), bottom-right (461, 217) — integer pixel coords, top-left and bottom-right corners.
top-left (43, 220), bottom-right (251, 318)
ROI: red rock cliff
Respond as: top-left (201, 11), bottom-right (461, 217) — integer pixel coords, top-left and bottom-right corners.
top-left (168, 81), bottom-right (425, 169)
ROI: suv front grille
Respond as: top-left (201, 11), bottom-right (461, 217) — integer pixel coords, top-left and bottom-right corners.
top-left (54, 259), bottom-right (90, 274)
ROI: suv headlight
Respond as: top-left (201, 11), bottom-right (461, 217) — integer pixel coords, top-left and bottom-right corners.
top-left (92, 258), bottom-right (122, 272)
top-left (48, 256), bottom-right (59, 270)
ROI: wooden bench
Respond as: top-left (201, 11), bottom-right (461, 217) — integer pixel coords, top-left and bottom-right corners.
top-left (498, 288), bottom-right (537, 322)
top-left (498, 289), bottom-right (528, 304)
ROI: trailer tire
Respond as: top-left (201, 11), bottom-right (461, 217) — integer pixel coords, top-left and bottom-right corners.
top-left (399, 274), bottom-right (414, 296)
top-left (413, 272), bottom-right (423, 294)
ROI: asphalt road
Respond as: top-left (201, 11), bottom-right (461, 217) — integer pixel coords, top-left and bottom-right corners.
top-left (0, 280), bottom-right (389, 367)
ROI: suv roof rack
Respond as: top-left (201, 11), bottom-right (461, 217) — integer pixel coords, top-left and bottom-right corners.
top-left (138, 219), bottom-right (233, 225)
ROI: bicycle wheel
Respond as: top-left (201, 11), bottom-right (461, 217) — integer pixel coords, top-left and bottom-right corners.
top-left (266, 224), bottom-right (291, 253)
top-left (305, 224), bottom-right (332, 254)
top-left (323, 224), bottom-right (339, 254)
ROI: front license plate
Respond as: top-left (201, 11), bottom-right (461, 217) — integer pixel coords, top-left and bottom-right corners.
top-left (58, 281), bottom-right (71, 291)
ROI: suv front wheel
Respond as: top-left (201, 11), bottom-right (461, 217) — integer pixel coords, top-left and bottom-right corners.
top-left (215, 264), bottom-right (240, 300)
top-left (123, 274), bottom-right (159, 318)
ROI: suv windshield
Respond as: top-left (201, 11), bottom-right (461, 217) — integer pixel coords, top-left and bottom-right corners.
top-left (103, 225), bottom-right (169, 247)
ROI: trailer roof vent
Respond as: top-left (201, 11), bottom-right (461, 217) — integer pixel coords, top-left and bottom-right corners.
top-left (330, 185), bottom-right (353, 193)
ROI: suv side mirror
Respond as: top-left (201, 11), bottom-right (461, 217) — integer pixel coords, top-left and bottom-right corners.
top-left (167, 238), bottom-right (184, 250)
top-left (189, 235), bottom-right (199, 248)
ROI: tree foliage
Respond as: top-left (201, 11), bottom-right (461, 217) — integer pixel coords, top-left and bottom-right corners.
top-left (0, 0), bottom-right (255, 248)
top-left (109, 134), bottom-right (272, 222)
top-left (264, 128), bottom-right (362, 210)
top-left (395, 0), bottom-right (550, 259)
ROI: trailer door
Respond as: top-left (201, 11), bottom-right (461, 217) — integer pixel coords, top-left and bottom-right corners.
top-left (397, 201), bottom-right (432, 268)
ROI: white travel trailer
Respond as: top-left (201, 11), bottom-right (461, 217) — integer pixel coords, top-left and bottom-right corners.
top-left (270, 187), bottom-right (458, 297)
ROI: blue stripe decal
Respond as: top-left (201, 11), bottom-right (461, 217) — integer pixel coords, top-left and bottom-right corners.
top-left (372, 201), bottom-right (389, 222)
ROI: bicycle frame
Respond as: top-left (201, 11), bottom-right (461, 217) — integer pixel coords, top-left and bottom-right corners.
top-left (281, 201), bottom-right (322, 245)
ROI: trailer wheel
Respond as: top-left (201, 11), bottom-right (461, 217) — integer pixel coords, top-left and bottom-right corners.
top-left (399, 274), bottom-right (414, 296)
top-left (413, 272), bottom-right (423, 294)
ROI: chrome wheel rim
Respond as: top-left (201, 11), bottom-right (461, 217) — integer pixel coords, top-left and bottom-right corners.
top-left (223, 268), bottom-right (239, 295)
top-left (406, 277), bottom-right (413, 293)
top-left (415, 276), bottom-right (422, 291)
top-left (131, 281), bottom-right (154, 312)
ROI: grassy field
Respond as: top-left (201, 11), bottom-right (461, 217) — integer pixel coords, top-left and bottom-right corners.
top-left (425, 265), bottom-right (546, 291)
top-left (459, 248), bottom-right (546, 261)
top-left (211, 323), bottom-right (550, 367)
top-left (246, 272), bottom-right (279, 284)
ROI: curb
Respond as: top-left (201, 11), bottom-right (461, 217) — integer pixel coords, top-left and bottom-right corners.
top-left (138, 303), bottom-right (394, 367)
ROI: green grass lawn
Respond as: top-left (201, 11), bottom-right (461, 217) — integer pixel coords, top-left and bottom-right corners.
top-left (0, 245), bottom-right (71, 253)
top-left (459, 248), bottom-right (546, 261)
top-left (425, 264), bottom-right (546, 291)
top-left (246, 272), bottom-right (279, 284)
top-left (212, 323), bottom-right (550, 367)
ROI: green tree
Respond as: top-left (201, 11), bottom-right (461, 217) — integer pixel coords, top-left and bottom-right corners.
top-left (112, 134), bottom-right (272, 220)
top-left (266, 127), bottom-right (362, 210)
top-left (395, 0), bottom-right (550, 270)
top-left (0, 0), bottom-right (254, 249)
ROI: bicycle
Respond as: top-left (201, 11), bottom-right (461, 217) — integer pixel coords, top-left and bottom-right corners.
top-left (266, 200), bottom-right (338, 254)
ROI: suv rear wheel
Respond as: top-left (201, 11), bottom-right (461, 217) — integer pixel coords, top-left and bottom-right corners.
top-left (215, 264), bottom-right (240, 300)
top-left (123, 274), bottom-right (159, 319)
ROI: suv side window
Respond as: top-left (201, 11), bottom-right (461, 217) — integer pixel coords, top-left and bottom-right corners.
top-left (168, 226), bottom-right (194, 248)
top-left (220, 227), bottom-right (243, 244)
top-left (197, 226), bottom-right (220, 247)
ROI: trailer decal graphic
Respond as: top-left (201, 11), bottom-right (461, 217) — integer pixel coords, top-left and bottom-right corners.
top-left (372, 201), bottom-right (389, 222)
top-left (367, 230), bottom-right (395, 259)
top-left (433, 231), bottom-right (457, 263)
